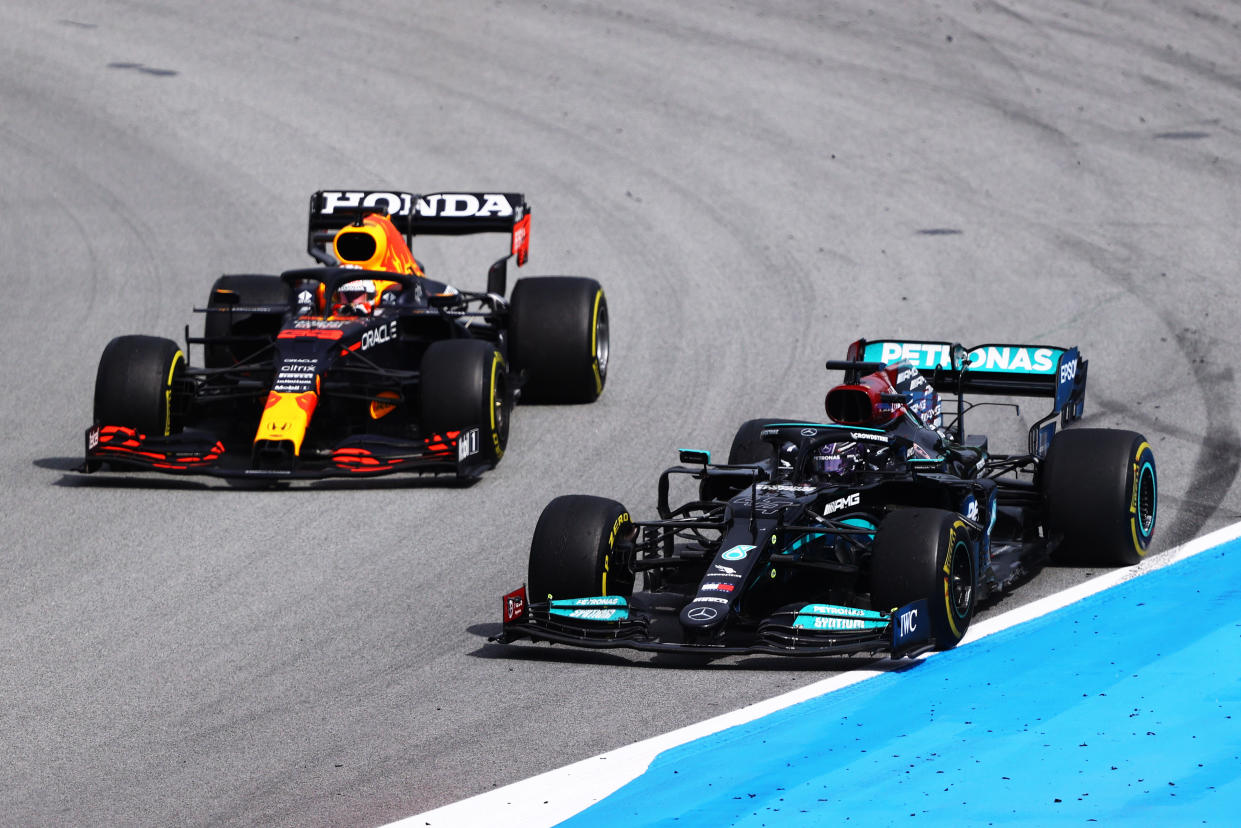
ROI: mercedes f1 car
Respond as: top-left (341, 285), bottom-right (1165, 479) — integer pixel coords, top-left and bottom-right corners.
top-left (82, 190), bottom-right (609, 480)
top-left (498, 338), bottom-right (1158, 658)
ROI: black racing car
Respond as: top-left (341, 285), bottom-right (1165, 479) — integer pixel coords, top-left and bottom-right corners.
top-left (82, 190), bottom-right (609, 480)
top-left (498, 338), bottom-right (1158, 658)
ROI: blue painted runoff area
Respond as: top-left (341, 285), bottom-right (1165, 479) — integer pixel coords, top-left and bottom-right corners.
top-left (558, 539), bottom-right (1241, 826)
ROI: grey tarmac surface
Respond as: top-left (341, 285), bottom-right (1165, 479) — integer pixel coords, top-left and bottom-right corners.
top-left (1, 2), bottom-right (1238, 825)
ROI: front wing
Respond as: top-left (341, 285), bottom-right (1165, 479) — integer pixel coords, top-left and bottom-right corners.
top-left (82, 423), bottom-right (490, 480)
top-left (495, 587), bottom-right (933, 659)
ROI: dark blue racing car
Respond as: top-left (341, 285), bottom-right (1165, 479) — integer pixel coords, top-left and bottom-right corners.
top-left (498, 338), bottom-right (1157, 658)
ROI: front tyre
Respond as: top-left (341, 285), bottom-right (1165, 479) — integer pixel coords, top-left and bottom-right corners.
top-left (1043, 428), bottom-right (1157, 566)
top-left (870, 508), bottom-right (977, 650)
top-left (528, 495), bottom-right (634, 602)
top-left (510, 276), bottom-right (608, 403)
top-left (93, 335), bottom-right (187, 436)
top-left (420, 339), bottom-right (511, 464)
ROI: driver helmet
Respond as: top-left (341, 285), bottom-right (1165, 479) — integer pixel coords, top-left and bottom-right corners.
top-left (813, 441), bottom-right (863, 476)
top-left (333, 278), bottom-right (378, 315)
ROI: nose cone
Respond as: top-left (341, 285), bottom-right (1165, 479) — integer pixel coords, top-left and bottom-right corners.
top-left (680, 601), bottom-right (726, 629)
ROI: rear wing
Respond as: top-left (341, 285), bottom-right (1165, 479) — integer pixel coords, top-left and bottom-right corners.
top-left (306, 190), bottom-right (531, 273)
top-left (842, 338), bottom-right (1087, 455)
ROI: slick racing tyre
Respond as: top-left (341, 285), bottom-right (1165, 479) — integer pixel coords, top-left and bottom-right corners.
top-left (1042, 428), bottom-right (1157, 567)
top-left (509, 276), bottom-right (608, 403)
top-left (528, 495), bottom-right (634, 602)
top-left (870, 508), bottom-right (977, 650)
top-left (203, 274), bottom-right (290, 368)
top-left (93, 335), bottom-right (187, 436)
top-left (420, 339), bottom-right (511, 464)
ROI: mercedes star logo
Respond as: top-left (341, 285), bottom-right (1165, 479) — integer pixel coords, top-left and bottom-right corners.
top-left (687, 606), bottom-right (718, 621)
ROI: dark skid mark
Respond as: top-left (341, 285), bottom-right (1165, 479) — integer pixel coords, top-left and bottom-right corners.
top-left (916, 228), bottom-right (963, 236)
top-left (1056, 234), bottom-right (1240, 548)
top-left (107, 62), bottom-right (179, 77)
top-left (1154, 131), bottom-right (1209, 140)
top-left (60, 19), bottom-right (98, 29)
top-left (1164, 345), bottom-right (1241, 545)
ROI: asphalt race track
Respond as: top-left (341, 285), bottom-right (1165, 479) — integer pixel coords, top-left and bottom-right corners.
top-left (2, 2), bottom-right (1239, 825)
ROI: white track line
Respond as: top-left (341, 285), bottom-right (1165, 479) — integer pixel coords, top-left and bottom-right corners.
top-left (399, 520), bottom-right (1241, 828)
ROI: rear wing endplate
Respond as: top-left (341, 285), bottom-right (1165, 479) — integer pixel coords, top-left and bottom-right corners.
top-left (306, 190), bottom-right (531, 270)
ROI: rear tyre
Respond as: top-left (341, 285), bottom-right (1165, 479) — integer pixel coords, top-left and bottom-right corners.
top-left (1043, 428), bottom-right (1157, 566)
top-left (203, 274), bottom-right (290, 368)
top-left (528, 495), bottom-right (634, 602)
top-left (870, 508), bottom-right (977, 650)
top-left (420, 339), bottom-right (510, 464)
top-left (510, 276), bottom-right (608, 403)
top-left (93, 335), bottom-right (187, 436)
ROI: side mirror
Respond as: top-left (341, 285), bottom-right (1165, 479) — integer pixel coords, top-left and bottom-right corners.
top-left (951, 343), bottom-right (969, 372)
top-left (678, 448), bottom-right (710, 466)
top-left (428, 291), bottom-right (465, 310)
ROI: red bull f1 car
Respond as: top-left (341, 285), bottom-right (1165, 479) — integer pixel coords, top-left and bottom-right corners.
top-left (497, 339), bottom-right (1158, 658)
top-left (82, 190), bottom-right (608, 480)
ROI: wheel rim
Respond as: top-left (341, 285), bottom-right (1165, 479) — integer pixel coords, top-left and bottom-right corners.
top-left (594, 297), bottom-right (609, 381)
top-left (948, 538), bottom-right (973, 618)
top-left (492, 355), bottom-right (509, 453)
top-left (1137, 461), bottom-right (1157, 537)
